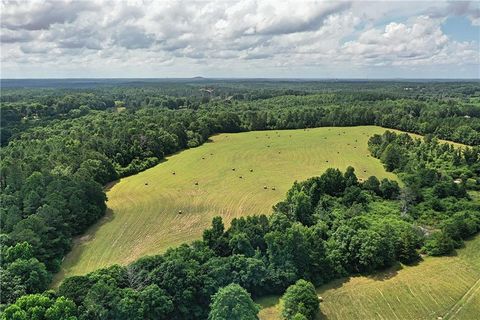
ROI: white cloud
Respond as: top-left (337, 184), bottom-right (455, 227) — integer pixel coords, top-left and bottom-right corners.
top-left (0, 0), bottom-right (478, 78)
top-left (342, 16), bottom-right (478, 66)
top-left (1, 0), bottom-right (99, 30)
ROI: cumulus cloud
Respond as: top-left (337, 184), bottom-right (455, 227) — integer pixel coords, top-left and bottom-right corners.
top-left (427, 0), bottom-right (480, 26)
top-left (0, 28), bottom-right (35, 43)
top-left (215, 0), bottom-right (351, 37)
top-left (0, 0), bottom-right (478, 78)
top-left (342, 16), bottom-right (478, 66)
top-left (1, 0), bottom-right (98, 30)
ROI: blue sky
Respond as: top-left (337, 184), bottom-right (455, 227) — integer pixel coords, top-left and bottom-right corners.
top-left (442, 16), bottom-right (478, 41)
top-left (1, 0), bottom-right (479, 79)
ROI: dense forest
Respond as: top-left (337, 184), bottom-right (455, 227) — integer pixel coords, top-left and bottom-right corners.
top-left (1, 80), bottom-right (479, 318)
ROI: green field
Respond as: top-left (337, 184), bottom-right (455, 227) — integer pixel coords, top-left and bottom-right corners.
top-left (55, 126), bottom-right (410, 283)
top-left (258, 235), bottom-right (480, 320)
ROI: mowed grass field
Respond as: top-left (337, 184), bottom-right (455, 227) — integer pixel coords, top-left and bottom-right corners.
top-left (55, 126), bottom-right (408, 283)
top-left (258, 235), bottom-right (480, 320)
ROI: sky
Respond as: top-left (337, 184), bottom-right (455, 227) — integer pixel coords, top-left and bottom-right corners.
top-left (1, 0), bottom-right (479, 79)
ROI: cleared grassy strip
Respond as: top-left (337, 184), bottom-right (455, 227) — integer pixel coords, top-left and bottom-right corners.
top-left (258, 235), bottom-right (480, 320)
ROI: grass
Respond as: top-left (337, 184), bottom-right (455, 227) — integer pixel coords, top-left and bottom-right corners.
top-left (258, 235), bottom-right (480, 320)
top-left (53, 126), bottom-right (442, 284)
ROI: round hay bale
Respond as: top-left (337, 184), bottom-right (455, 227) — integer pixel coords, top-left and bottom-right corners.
top-left (202, 157), bottom-right (205, 160)
top-left (271, 187), bottom-right (276, 190)
top-left (318, 296), bottom-right (324, 302)
top-left (239, 176), bottom-right (243, 179)
top-left (278, 151), bottom-right (281, 154)
top-left (172, 172), bottom-right (176, 175)
top-left (250, 169), bottom-right (253, 172)
top-left (326, 160), bottom-right (329, 162)
top-left (178, 210), bottom-right (183, 214)
top-left (232, 168), bottom-right (236, 171)
top-left (195, 181), bottom-right (199, 185)
top-left (145, 182), bottom-right (148, 186)
top-left (263, 186), bottom-right (268, 189)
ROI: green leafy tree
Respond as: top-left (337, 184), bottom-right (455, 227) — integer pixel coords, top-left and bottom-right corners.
top-left (5, 258), bottom-right (50, 298)
top-left (290, 190), bottom-right (313, 226)
top-left (1, 293), bottom-right (77, 320)
top-left (423, 231), bottom-right (455, 256)
top-left (342, 186), bottom-right (367, 206)
top-left (139, 284), bottom-right (173, 320)
top-left (379, 179), bottom-right (400, 199)
top-left (292, 313), bottom-right (308, 320)
top-left (397, 229), bottom-right (420, 264)
top-left (112, 289), bottom-right (142, 320)
top-left (319, 168), bottom-right (346, 196)
top-left (381, 144), bottom-right (405, 171)
top-left (344, 166), bottom-right (358, 187)
top-left (58, 276), bottom-right (93, 306)
top-left (80, 280), bottom-right (118, 320)
top-left (229, 233), bottom-right (255, 257)
top-left (208, 283), bottom-right (259, 320)
top-left (282, 279), bottom-right (319, 320)
top-left (4, 242), bottom-right (33, 263)
top-left (45, 297), bottom-right (78, 320)
top-left (363, 176), bottom-right (380, 195)
top-left (203, 216), bottom-right (229, 256)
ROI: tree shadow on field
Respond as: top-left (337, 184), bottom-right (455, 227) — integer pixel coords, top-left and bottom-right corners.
top-left (71, 208), bottom-right (116, 252)
top-left (318, 277), bottom-right (351, 292)
top-left (104, 180), bottom-right (119, 191)
top-left (52, 208), bottom-right (116, 286)
top-left (314, 277), bottom-right (348, 320)
top-left (441, 250), bottom-right (459, 259)
top-left (256, 295), bottom-right (280, 308)
top-left (313, 267), bottom-right (403, 320)
top-left (366, 262), bottom-right (402, 281)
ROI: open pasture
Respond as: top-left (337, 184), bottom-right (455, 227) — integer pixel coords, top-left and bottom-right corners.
top-left (258, 235), bottom-right (480, 320)
top-left (56, 126), bottom-right (405, 282)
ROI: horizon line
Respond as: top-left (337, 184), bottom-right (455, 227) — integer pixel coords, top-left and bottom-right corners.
top-left (2, 77), bottom-right (479, 81)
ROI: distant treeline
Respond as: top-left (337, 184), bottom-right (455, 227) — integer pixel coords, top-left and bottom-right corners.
top-left (2, 82), bottom-right (480, 147)
top-left (0, 82), bottom-right (479, 313)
